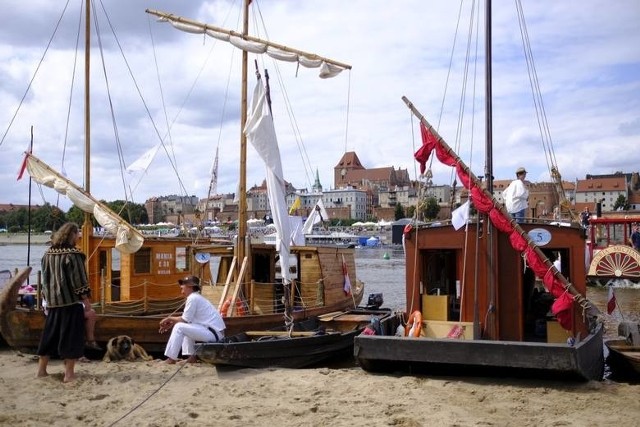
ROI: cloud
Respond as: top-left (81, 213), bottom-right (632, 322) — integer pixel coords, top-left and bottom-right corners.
top-left (1, 0), bottom-right (639, 213)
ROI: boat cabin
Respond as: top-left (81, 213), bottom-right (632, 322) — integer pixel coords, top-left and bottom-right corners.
top-left (404, 221), bottom-right (589, 343)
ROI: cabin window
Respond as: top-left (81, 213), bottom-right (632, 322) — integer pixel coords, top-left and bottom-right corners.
top-left (175, 247), bottom-right (187, 272)
top-left (133, 248), bottom-right (152, 274)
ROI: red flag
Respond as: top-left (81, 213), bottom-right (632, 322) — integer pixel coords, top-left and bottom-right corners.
top-left (17, 152), bottom-right (30, 180)
top-left (342, 254), bottom-right (351, 296)
top-left (607, 287), bottom-right (617, 315)
top-left (414, 123), bottom-right (438, 174)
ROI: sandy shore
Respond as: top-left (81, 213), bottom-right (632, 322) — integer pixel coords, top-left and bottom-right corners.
top-left (0, 349), bottom-right (637, 426)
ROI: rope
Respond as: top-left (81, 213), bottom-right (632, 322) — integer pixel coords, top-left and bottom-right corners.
top-left (106, 342), bottom-right (204, 427)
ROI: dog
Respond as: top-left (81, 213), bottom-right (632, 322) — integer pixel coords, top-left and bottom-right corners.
top-left (102, 335), bottom-right (153, 362)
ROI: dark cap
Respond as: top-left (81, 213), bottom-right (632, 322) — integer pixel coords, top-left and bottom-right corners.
top-left (178, 275), bottom-right (200, 286)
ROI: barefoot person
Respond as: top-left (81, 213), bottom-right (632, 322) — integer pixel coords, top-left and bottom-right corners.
top-left (36, 222), bottom-right (93, 382)
top-left (159, 276), bottom-right (225, 364)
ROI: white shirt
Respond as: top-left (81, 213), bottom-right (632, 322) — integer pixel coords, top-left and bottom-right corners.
top-left (182, 292), bottom-right (226, 334)
top-left (502, 179), bottom-right (529, 214)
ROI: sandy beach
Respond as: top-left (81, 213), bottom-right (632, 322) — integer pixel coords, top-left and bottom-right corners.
top-left (0, 349), bottom-right (637, 427)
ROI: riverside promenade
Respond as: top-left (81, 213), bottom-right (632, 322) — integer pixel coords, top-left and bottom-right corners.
top-left (0, 233), bottom-right (50, 245)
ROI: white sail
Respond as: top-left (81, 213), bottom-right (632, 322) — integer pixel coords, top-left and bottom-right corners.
top-left (244, 79), bottom-right (291, 284)
top-left (24, 153), bottom-right (144, 254)
top-left (302, 198), bottom-right (328, 235)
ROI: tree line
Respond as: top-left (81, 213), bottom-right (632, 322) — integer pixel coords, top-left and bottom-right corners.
top-left (0, 201), bottom-right (148, 233)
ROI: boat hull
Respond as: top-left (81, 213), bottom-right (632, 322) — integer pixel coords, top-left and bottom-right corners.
top-left (354, 322), bottom-right (604, 381)
top-left (197, 309), bottom-right (401, 368)
top-left (605, 339), bottom-right (640, 379)
top-left (0, 261), bottom-right (365, 355)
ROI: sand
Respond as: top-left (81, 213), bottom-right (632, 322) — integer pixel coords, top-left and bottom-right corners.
top-left (0, 350), bottom-right (637, 427)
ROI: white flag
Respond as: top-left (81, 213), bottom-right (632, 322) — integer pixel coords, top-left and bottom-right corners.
top-left (451, 200), bottom-right (470, 230)
top-left (126, 143), bottom-right (160, 174)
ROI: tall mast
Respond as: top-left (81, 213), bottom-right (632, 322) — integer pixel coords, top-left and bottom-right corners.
top-left (82, 0), bottom-right (92, 255)
top-left (484, 0), bottom-right (493, 191)
top-left (237, 0), bottom-right (249, 265)
top-left (484, 0), bottom-right (497, 339)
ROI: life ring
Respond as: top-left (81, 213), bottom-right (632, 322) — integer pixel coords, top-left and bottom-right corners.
top-left (405, 310), bottom-right (422, 337)
top-left (220, 299), bottom-right (231, 317)
top-left (403, 224), bottom-right (413, 235)
top-left (220, 298), bottom-right (247, 317)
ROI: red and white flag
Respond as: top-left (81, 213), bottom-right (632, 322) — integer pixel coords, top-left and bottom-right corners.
top-left (607, 286), bottom-right (617, 315)
top-left (342, 254), bottom-right (352, 296)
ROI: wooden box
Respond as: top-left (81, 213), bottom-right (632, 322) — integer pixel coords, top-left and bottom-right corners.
top-left (421, 295), bottom-right (449, 321)
top-left (422, 320), bottom-right (474, 339)
top-left (546, 320), bottom-right (570, 343)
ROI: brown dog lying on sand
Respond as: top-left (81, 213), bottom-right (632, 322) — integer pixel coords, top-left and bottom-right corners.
top-left (103, 335), bottom-right (153, 362)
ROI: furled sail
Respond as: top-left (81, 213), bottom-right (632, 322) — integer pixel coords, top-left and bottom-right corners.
top-left (146, 9), bottom-right (351, 79)
top-left (244, 78), bottom-right (291, 285)
top-left (23, 153), bottom-right (144, 254)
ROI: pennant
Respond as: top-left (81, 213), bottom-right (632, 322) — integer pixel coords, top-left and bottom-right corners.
top-left (17, 151), bottom-right (30, 180)
top-left (342, 254), bottom-right (352, 296)
top-left (451, 200), bottom-right (470, 230)
top-left (607, 286), bottom-right (617, 315)
top-left (414, 122), bottom-right (438, 174)
top-left (126, 143), bottom-right (160, 174)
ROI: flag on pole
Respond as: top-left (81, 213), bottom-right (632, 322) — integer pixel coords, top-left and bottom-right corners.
top-left (289, 196), bottom-right (301, 215)
top-left (451, 200), bottom-right (470, 230)
top-left (17, 151), bottom-right (30, 180)
top-left (342, 254), bottom-right (352, 296)
top-left (607, 286), bottom-right (617, 315)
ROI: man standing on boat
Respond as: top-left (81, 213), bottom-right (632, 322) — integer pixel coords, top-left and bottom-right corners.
top-left (502, 167), bottom-right (530, 223)
top-left (159, 276), bottom-right (225, 364)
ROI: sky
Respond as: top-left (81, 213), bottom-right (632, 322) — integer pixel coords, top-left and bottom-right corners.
top-left (1, 0), bottom-right (639, 213)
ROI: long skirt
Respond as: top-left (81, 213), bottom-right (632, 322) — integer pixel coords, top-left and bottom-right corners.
top-left (36, 303), bottom-right (85, 359)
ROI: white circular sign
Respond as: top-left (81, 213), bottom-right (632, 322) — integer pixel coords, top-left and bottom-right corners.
top-left (528, 228), bottom-right (552, 246)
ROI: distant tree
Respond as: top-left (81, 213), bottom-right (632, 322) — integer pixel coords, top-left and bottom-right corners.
top-left (613, 195), bottom-right (630, 211)
top-left (423, 197), bottom-right (440, 220)
top-left (31, 203), bottom-right (66, 231)
top-left (394, 203), bottom-right (405, 220)
top-left (406, 205), bottom-right (416, 219)
top-left (66, 205), bottom-right (85, 226)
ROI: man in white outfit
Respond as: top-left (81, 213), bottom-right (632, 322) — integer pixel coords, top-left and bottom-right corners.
top-left (502, 166), bottom-right (529, 223)
top-left (159, 276), bottom-right (225, 364)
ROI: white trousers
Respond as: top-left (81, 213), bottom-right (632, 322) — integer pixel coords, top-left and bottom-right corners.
top-left (164, 323), bottom-right (220, 359)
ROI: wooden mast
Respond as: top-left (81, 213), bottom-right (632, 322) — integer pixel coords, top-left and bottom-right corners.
top-left (237, 0), bottom-right (249, 268)
top-left (81, 0), bottom-right (92, 257)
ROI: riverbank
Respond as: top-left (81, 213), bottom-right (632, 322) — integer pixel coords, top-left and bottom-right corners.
top-left (0, 348), bottom-right (637, 426)
top-left (0, 233), bottom-right (49, 245)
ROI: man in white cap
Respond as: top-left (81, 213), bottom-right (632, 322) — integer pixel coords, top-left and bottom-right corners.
top-left (502, 167), bottom-right (529, 223)
top-left (159, 275), bottom-right (226, 364)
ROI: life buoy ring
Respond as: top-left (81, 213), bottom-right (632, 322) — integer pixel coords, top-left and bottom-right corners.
top-left (220, 298), bottom-right (247, 317)
top-left (403, 224), bottom-right (413, 235)
top-left (405, 310), bottom-right (422, 337)
top-left (220, 299), bottom-right (231, 317)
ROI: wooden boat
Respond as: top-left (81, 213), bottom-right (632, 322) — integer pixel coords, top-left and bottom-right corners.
top-left (354, 1), bottom-right (604, 381)
top-left (605, 321), bottom-right (640, 379)
top-left (197, 308), bottom-right (401, 368)
top-left (0, 1), bottom-right (361, 354)
top-left (606, 340), bottom-right (640, 379)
